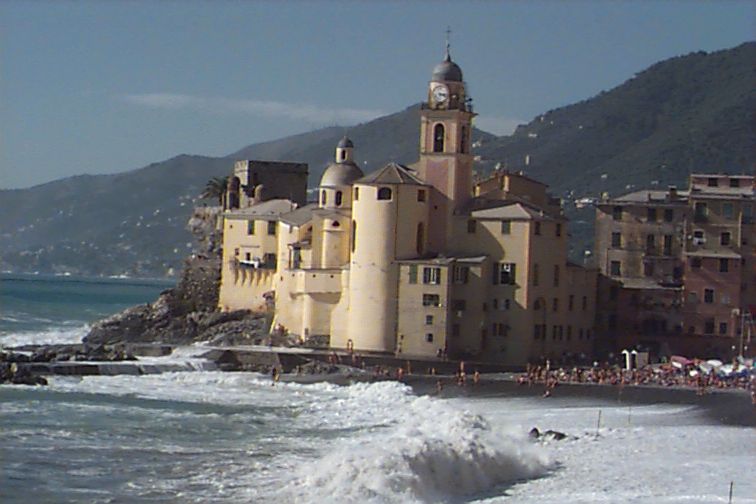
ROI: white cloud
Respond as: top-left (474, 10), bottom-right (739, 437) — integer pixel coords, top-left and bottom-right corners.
top-left (474, 115), bottom-right (524, 136)
top-left (121, 93), bottom-right (385, 125)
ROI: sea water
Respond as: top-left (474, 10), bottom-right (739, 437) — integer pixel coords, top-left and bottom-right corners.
top-left (1, 276), bottom-right (755, 503)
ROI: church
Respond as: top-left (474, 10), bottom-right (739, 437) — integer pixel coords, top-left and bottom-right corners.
top-left (217, 47), bottom-right (597, 366)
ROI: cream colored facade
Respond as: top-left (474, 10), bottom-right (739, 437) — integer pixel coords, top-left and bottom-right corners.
top-left (217, 50), bottom-right (597, 366)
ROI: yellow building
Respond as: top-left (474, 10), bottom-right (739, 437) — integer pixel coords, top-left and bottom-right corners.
top-left (217, 48), bottom-right (596, 366)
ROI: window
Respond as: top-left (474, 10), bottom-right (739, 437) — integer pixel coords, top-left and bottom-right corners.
top-left (694, 202), bottom-right (707, 220)
top-left (719, 322), bottom-right (728, 335)
top-left (245, 252), bottom-right (251, 261)
top-left (354, 187), bottom-right (359, 200)
top-left (321, 190), bottom-right (327, 205)
top-left (423, 267), bottom-right (441, 284)
top-left (582, 296), bottom-right (588, 310)
top-left (719, 259), bottom-right (729, 273)
top-left (425, 315), bottom-right (433, 325)
top-left (552, 298), bottom-right (559, 312)
top-left (720, 232), bottom-right (731, 246)
top-left (534, 222), bottom-right (541, 235)
top-left (612, 206), bottom-right (623, 221)
top-left (433, 123), bottom-right (445, 152)
top-left (426, 333), bottom-right (434, 343)
top-left (351, 220), bottom-right (356, 252)
top-left (704, 289), bottom-right (714, 304)
top-left (422, 294), bottom-right (441, 307)
top-left (663, 235), bottom-right (672, 256)
top-left (267, 221), bottom-right (277, 236)
top-left (335, 191), bottom-right (343, 206)
top-left (247, 220), bottom-right (255, 235)
top-left (688, 291), bottom-right (698, 304)
top-left (408, 264), bottom-right (418, 284)
top-left (417, 190), bottom-right (426, 202)
top-left (610, 261), bottom-right (621, 277)
top-left (377, 187), bottom-right (392, 200)
top-left (263, 253), bottom-right (276, 267)
top-left (532, 263), bottom-right (540, 285)
top-left (707, 177), bottom-right (718, 187)
top-left (494, 263), bottom-right (516, 285)
top-left (452, 324), bottom-right (460, 338)
top-left (416, 223), bottom-right (425, 255)
top-left (691, 257), bottom-right (702, 269)
top-left (460, 125), bottom-right (468, 153)
top-left (729, 178), bottom-right (740, 188)
top-left (553, 265), bottom-right (560, 287)
top-left (646, 234), bottom-right (656, 253)
top-left (503, 299), bottom-right (511, 310)
top-left (467, 220), bottom-right (477, 233)
top-left (452, 300), bottom-right (466, 311)
top-left (534, 299), bottom-right (542, 310)
top-left (664, 208), bottom-right (674, 222)
top-left (647, 208), bottom-right (657, 222)
top-left (611, 232), bottom-right (622, 248)
top-left (453, 265), bottom-right (469, 284)
top-left (556, 223), bottom-right (562, 237)
top-left (722, 203), bottom-right (733, 219)
top-left (704, 319), bottom-right (715, 334)
top-left (501, 220), bottom-right (511, 234)
top-left (568, 294), bottom-right (575, 311)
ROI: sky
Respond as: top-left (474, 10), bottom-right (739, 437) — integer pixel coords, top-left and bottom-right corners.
top-left (1, 1), bottom-right (753, 189)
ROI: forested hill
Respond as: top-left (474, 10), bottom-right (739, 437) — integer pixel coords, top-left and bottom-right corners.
top-left (475, 41), bottom-right (755, 197)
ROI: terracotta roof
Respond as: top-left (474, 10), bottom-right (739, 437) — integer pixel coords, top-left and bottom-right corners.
top-left (356, 162), bottom-right (425, 186)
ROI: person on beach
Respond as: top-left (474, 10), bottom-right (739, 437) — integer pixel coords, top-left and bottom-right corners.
top-left (436, 379), bottom-right (443, 395)
top-left (271, 366), bottom-right (280, 386)
top-left (473, 370), bottom-right (480, 385)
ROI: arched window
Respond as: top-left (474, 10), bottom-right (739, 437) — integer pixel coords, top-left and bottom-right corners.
top-left (340, 150), bottom-right (346, 161)
top-left (377, 187), bottom-right (392, 200)
top-left (433, 123), bottom-right (445, 153)
top-left (354, 187), bottom-right (359, 200)
top-left (335, 190), bottom-right (343, 206)
top-left (416, 222), bottom-right (425, 255)
top-left (351, 220), bottom-right (357, 253)
top-left (321, 190), bottom-right (327, 205)
top-left (460, 125), bottom-right (468, 153)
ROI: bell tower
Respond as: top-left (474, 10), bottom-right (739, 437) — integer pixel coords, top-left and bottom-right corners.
top-left (417, 34), bottom-right (476, 251)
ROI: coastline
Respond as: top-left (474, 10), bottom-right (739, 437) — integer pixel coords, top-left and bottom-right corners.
top-left (279, 372), bottom-right (756, 428)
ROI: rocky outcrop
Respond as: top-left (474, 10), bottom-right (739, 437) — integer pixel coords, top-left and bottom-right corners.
top-left (82, 205), bottom-right (274, 347)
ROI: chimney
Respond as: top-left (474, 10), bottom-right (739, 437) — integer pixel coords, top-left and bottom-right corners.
top-left (668, 185), bottom-right (678, 200)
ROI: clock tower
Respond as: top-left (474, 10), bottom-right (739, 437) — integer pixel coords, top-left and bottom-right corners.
top-left (417, 41), bottom-right (476, 252)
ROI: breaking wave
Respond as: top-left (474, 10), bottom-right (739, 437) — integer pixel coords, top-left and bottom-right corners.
top-left (286, 381), bottom-right (552, 503)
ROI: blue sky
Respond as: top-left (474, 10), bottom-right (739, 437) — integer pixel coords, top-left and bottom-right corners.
top-left (1, 0), bottom-right (753, 189)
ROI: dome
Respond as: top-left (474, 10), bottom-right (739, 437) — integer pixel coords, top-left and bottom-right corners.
top-left (320, 161), bottom-right (364, 187)
top-left (432, 54), bottom-right (463, 82)
top-left (337, 136), bottom-right (354, 148)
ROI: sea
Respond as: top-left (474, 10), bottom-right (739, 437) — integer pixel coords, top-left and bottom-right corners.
top-left (1, 274), bottom-right (755, 503)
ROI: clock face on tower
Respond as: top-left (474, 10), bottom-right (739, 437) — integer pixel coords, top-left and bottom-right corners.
top-left (432, 85), bottom-right (449, 105)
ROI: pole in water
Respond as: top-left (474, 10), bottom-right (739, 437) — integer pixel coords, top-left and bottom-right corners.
top-left (627, 405), bottom-right (632, 426)
top-left (595, 409), bottom-right (602, 438)
top-left (728, 480), bottom-right (733, 504)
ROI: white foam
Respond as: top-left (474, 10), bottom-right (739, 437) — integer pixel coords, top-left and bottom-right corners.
top-left (284, 382), bottom-right (552, 503)
top-left (0, 324), bottom-right (89, 347)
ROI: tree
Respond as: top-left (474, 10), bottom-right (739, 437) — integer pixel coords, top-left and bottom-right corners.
top-left (200, 176), bottom-right (228, 206)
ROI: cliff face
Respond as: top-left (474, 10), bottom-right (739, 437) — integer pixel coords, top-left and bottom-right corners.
top-left (84, 207), bottom-right (270, 347)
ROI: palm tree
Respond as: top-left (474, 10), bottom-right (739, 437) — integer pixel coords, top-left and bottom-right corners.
top-left (200, 176), bottom-right (228, 206)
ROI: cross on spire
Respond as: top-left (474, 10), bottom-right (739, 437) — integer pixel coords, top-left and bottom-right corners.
top-left (444, 26), bottom-right (452, 60)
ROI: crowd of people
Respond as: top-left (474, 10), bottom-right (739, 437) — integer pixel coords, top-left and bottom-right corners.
top-left (518, 361), bottom-right (756, 402)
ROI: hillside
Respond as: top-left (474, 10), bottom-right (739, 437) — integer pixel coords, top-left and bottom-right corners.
top-left (0, 106), bottom-right (492, 277)
top-left (2, 42), bottom-right (753, 276)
